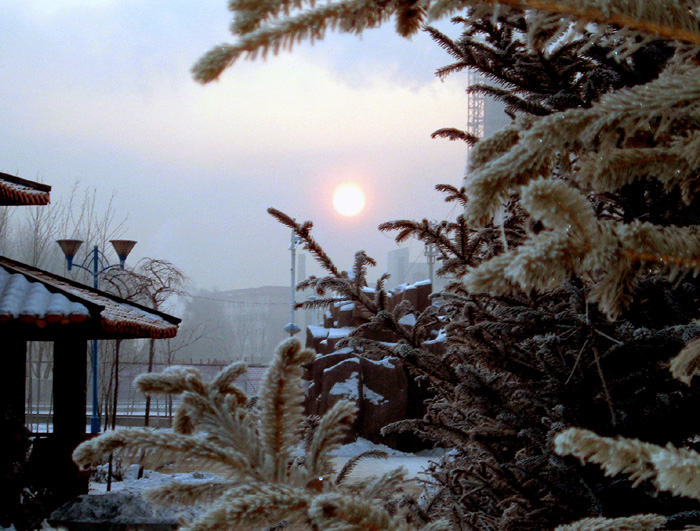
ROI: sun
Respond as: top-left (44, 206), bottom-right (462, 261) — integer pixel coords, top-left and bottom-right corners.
top-left (333, 183), bottom-right (365, 216)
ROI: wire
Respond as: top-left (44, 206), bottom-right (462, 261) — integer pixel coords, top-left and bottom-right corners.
top-left (183, 293), bottom-right (290, 307)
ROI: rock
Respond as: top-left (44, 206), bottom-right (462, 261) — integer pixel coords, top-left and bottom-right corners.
top-left (303, 279), bottom-right (436, 452)
top-left (48, 491), bottom-right (180, 531)
top-left (304, 350), bottom-right (432, 452)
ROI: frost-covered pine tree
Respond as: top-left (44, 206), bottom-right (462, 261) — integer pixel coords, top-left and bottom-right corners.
top-left (190, 1), bottom-right (700, 529)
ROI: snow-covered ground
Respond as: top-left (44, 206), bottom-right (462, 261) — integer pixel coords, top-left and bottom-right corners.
top-left (1, 438), bottom-right (443, 531)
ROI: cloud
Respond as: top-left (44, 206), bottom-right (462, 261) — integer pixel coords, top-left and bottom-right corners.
top-left (13, 0), bottom-right (124, 18)
top-left (2, 0), bottom-right (467, 172)
top-left (8, 46), bottom-right (464, 174)
top-left (0, 1), bottom-right (472, 290)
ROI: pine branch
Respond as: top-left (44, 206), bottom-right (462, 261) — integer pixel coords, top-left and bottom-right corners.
top-left (430, 127), bottom-right (479, 144)
top-left (335, 449), bottom-right (389, 485)
top-left (73, 337), bottom-right (430, 529)
top-left (258, 339), bottom-right (314, 480)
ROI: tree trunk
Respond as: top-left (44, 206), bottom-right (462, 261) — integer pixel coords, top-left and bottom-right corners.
top-left (144, 338), bottom-right (155, 427)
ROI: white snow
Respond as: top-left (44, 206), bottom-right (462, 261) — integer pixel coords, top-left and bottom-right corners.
top-left (363, 357), bottom-right (397, 369)
top-left (327, 326), bottom-right (354, 338)
top-left (330, 437), bottom-right (411, 457)
top-left (362, 386), bottom-right (388, 405)
top-left (329, 373), bottom-right (360, 400)
top-left (323, 357), bottom-right (359, 374)
top-left (425, 328), bottom-right (447, 345)
top-left (0, 267), bottom-right (89, 318)
top-left (326, 371), bottom-right (388, 405)
top-left (398, 313), bottom-right (417, 327)
top-left (308, 324), bottom-right (329, 339)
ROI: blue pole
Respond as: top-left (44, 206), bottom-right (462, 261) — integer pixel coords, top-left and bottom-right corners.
top-left (90, 246), bottom-right (100, 434)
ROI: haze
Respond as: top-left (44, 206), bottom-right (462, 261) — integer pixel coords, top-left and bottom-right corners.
top-left (0, 1), bottom-right (469, 290)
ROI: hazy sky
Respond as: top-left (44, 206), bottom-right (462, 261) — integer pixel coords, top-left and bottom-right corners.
top-left (1, 1), bottom-right (470, 291)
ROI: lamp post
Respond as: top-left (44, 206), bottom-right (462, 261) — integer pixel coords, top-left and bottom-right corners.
top-left (56, 239), bottom-right (137, 434)
top-left (424, 242), bottom-right (439, 288)
top-left (424, 221), bottom-right (441, 288)
top-left (283, 230), bottom-right (302, 336)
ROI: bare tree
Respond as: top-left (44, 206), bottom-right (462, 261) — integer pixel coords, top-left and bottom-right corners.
top-left (0, 206), bottom-right (14, 255)
top-left (6, 183), bottom-right (129, 434)
top-left (103, 259), bottom-right (187, 427)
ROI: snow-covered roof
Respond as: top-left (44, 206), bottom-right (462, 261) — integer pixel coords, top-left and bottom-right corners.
top-left (0, 172), bottom-right (51, 206)
top-left (0, 256), bottom-right (180, 339)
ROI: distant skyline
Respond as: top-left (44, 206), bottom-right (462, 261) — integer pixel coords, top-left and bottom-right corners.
top-left (1, 1), bottom-right (474, 291)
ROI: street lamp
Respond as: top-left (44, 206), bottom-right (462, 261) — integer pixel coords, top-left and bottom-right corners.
top-left (424, 242), bottom-right (440, 288)
top-left (56, 239), bottom-right (137, 433)
top-left (283, 230), bottom-right (302, 336)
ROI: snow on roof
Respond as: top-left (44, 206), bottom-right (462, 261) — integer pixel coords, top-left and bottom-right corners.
top-left (0, 256), bottom-right (180, 339)
top-left (0, 172), bottom-right (51, 206)
top-left (0, 266), bottom-right (89, 325)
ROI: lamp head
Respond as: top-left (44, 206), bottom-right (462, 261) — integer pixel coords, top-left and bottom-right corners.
top-left (56, 239), bottom-right (84, 270)
top-left (283, 322), bottom-right (301, 336)
top-left (110, 240), bottom-right (137, 268)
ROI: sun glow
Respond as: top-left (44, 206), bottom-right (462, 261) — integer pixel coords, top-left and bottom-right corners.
top-left (333, 183), bottom-right (365, 216)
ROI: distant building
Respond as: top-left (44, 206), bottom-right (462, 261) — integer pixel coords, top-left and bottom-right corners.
top-left (386, 247), bottom-right (438, 289)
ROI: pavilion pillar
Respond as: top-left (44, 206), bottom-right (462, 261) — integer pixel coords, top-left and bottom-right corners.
top-left (53, 338), bottom-right (88, 442)
top-left (0, 338), bottom-right (26, 424)
top-left (43, 338), bottom-right (89, 505)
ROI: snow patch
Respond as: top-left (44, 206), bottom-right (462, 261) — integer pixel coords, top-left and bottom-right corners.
top-left (329, 372), bottom-right (360, 400)
top-left (308, 325), bottom-right (329, 339)
top-left (330, 437), bottom-right (410, 457)
top-left (398, 313), bottom-right (416, 327)
top-left (323, 357), bottom-right (359, 374)
top-left (327, 327), bottom-right (353, 338)
top-left (364, 357), bottom-right (397, 369)
top-left (363, 386), bottom-right (388, 405)
top-left (425, 328), bottom-right (447, 344)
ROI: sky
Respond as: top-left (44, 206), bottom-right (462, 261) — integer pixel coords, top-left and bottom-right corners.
top-left (0, 0), bottom-right (471, 292)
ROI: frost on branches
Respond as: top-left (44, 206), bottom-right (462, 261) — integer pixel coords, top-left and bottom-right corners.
top-left (190, 1), bottom-right (700, 529)
top-left (72, 338), bottom-right (448, 531)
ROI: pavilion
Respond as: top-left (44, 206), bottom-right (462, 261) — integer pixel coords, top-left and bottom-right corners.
top-left (0, 172), bottom-right (181, 506)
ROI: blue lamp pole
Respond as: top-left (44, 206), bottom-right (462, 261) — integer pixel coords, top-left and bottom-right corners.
top-left (56, 239), bottom-right (137, 434)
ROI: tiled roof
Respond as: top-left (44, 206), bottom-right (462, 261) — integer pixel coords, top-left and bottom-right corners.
top-left (0, 267), bottom-right (89, 326)
top-left (0, 172), bottom-right (51, 206)
top-left (0, 256), bottom-right (180, 339)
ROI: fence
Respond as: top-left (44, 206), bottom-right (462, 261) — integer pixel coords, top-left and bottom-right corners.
top-left (25, 359), bottom-right (268, 433)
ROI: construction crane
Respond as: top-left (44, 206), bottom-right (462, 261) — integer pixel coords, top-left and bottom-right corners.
top-left (464, 69), bottom-right (485, 185)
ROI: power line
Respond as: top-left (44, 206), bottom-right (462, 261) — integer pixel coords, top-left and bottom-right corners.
top-left (183, 293), bottom-right (291, 307)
